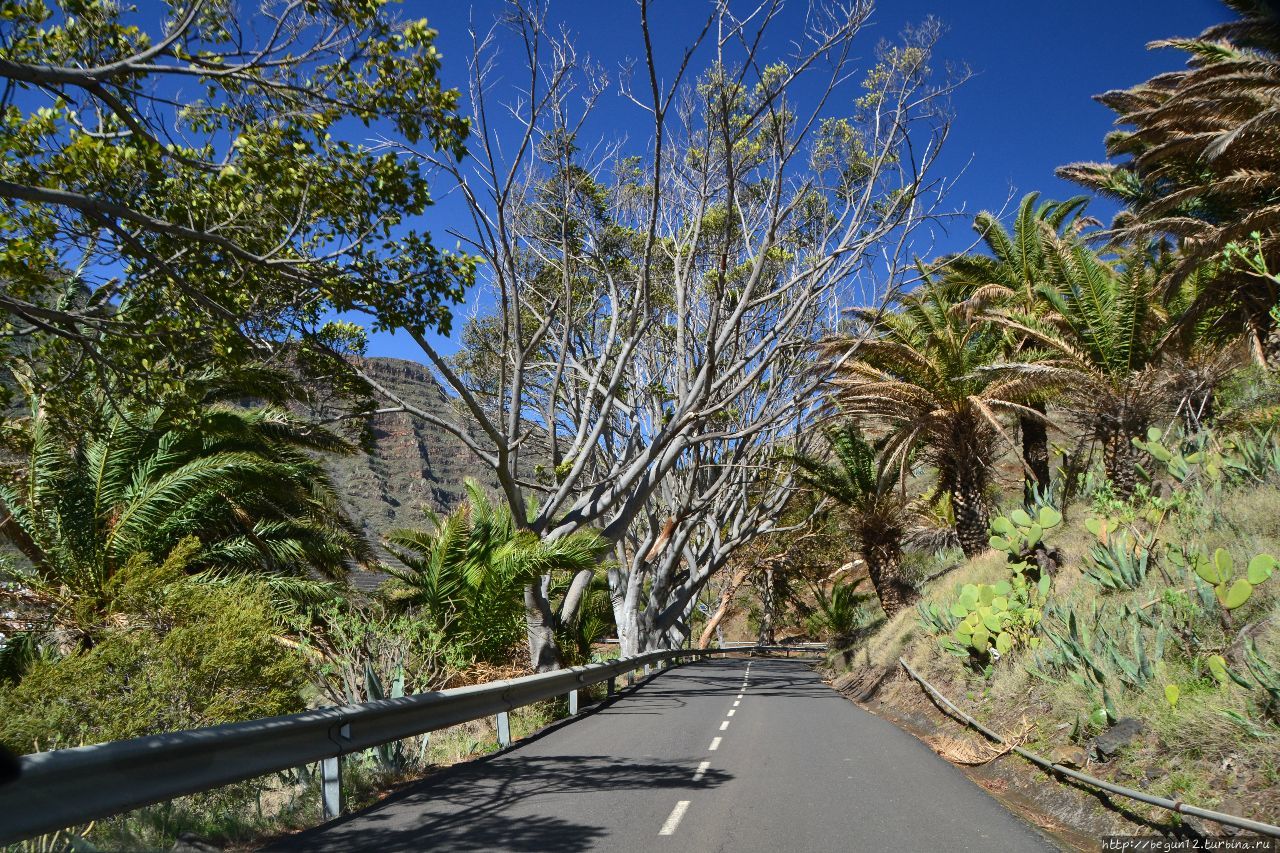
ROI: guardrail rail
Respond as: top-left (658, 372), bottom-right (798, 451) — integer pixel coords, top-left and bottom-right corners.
top-left (0, 643), bottom-right (824, 844)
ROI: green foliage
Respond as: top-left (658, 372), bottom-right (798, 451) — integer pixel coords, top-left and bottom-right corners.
top-left (384, 481), bottom-right (609, 665)
top-left (289, 599), bottom-right (459, 709)
top-left (936, 565), bottom-right (1051, 668)
top-left (830, 278), bottom-right (1023, 555)
top-left (1170, 543), bottom-right (1277, 610)
top-left (0, 550), bottom-right (307, 754)
top-left (1234, 641), bottom-right (1280, 720)
top-left (0, 0), bottom-right (475, 405)
top-left (809, 578), bottom-right (875, 641)
top-left (1132, 427), bottom-right (1213, 483)
top-left (988, 505), bottom-right (1062, 555)
top-left (783, 422), bottom-right (912, 614)
top-left (558, 578), bottom-right (615, 666)
top-left (1222, 427), bottom-right (1280, 483)
top-left (0, 370), bottom-right (368, 654)
top-left (1032, 600), bottom-right (1167, 724)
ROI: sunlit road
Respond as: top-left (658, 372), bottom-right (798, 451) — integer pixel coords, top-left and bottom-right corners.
top-left (267, 657), bottom-right (1056, 852)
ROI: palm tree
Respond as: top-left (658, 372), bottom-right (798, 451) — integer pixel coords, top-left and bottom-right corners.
top-left (1058, 0), bottom-right (1280, 364)
top-left (990, 241), bottom-right (1177, 498)
top-left (785, 423), bottom-right (916, 617)
top-left (942, 192), bottom-right (1093, 505)
top-left (827, 281), bottom-right (1034, 557)
top-left (0, 372), bottom-right (371, 649)
top-left (384, 481), bottom-right (608, 669)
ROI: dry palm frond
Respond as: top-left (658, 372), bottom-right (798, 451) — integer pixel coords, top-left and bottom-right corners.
top-left (926, 717), bottom-right (1034, 765)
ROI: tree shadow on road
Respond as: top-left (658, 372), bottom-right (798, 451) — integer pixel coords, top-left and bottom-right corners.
top-left (265, 753), bottom-right (732, 852)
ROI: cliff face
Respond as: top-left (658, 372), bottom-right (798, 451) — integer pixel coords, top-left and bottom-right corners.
top-left (325, 357), bottom-right (499, 589)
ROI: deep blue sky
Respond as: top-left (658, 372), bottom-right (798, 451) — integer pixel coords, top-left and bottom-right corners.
top-left (366, 0), bottom-right (1226, 360)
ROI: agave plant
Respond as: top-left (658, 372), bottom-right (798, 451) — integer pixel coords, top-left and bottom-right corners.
top-left (384, 481), bottom-right (609, 667)
top-left (0, 372), bottom-right (369, 652)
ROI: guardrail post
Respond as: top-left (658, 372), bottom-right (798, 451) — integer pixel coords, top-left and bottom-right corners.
top-left (497, 711), bottom-right (511, 747)
top-left (568, 689), bottom-right (579, 715)
top-left (644, 663), bottom-right (651, 676)
top-left (321, 756), bottom-right (343, 820)
top-left (607, 676), bottom-right (616, 696)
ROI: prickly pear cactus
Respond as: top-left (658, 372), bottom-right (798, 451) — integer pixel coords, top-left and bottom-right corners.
top-left (988, 505), bottom-right (1062, 556)
top-left (1184, 547), bottom-right (1276, 610)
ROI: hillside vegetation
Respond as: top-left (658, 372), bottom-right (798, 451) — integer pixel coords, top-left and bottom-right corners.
top-left (826, 429), bottom-right (1280, 834)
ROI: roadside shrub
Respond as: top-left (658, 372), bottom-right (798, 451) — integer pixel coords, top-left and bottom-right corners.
top-left (0, 555), bottom-right (308, 754)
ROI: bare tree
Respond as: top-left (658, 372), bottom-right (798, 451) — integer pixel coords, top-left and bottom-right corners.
top-left (362, 0), bottom-right (959, 663)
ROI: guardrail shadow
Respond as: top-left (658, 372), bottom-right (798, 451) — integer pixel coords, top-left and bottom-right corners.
top-left (267, 753), bottom-right (732, 852)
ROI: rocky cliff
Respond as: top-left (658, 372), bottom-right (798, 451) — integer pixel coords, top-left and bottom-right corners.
top-left (326, 357), bottom-right (499, 590)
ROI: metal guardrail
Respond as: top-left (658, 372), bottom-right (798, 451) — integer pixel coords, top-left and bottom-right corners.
top-left (719, 641), bottom-right (827, 650)
top-left (0, 644), bottom-right (822, 844)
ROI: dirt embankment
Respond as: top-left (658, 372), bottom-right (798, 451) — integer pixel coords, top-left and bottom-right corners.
top-left (822, 646), bottom-right (1266, 852)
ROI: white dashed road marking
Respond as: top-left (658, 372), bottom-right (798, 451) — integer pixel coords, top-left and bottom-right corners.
top-left (719, 720), bottom-right (730, 731)
top-left (709, 737), bottom-right (722, 751)
top-left (659, 800), bottom-right (690, 835)
top-left (692, 760), bottom-right (710, 782)
top-left (727, 709), bottom-right (735, 717)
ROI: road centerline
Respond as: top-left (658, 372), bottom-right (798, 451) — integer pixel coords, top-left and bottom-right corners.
top-left (659, 800), bottom-right (691, 836)
top-left (692, 760), bottom-right (710, 782)
top-left (709, 736), bottom-right (722, 750)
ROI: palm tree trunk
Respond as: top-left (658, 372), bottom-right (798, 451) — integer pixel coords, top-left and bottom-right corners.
top-left (1021, 404), bottom-right (1051, 508)
top-left (1102, 428), bottom-right (1140, 500)
top-left (951, 469), bottom-right (990, 558)
top-left (861, 535), bottom-right (916, 617)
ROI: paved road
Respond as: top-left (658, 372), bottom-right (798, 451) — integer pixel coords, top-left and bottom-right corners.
top-left (269, 657), bottom-right (1057, 852)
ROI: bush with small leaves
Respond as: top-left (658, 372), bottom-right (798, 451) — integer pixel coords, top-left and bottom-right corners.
top-left (0, 558), bottom-right (307, 754)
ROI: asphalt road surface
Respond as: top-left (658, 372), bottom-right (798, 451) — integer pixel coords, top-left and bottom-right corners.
top-left (268, 657), bottom-right (1058, 852)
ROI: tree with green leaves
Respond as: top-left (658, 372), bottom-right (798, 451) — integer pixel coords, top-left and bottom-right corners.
top-left (942, 192), bottom-right (1094, 504)
top-left (384, 481), bottom-right (609, 671)
top-left (828, 280), bottom-right (1031, 557)
top-left (990, 242), bottom-right (1178, 498)
top-left (1058, 0), bottom-right (1280, 365)
top-left (0, 368), bottom-right (369, 656)
top-left (0, 0), bottom-right (474, 409)
top-left (785, 423), bottom-right (915, 617)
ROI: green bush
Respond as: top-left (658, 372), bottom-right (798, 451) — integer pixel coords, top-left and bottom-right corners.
top-left (0, 556), bottom-right (307, 754)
